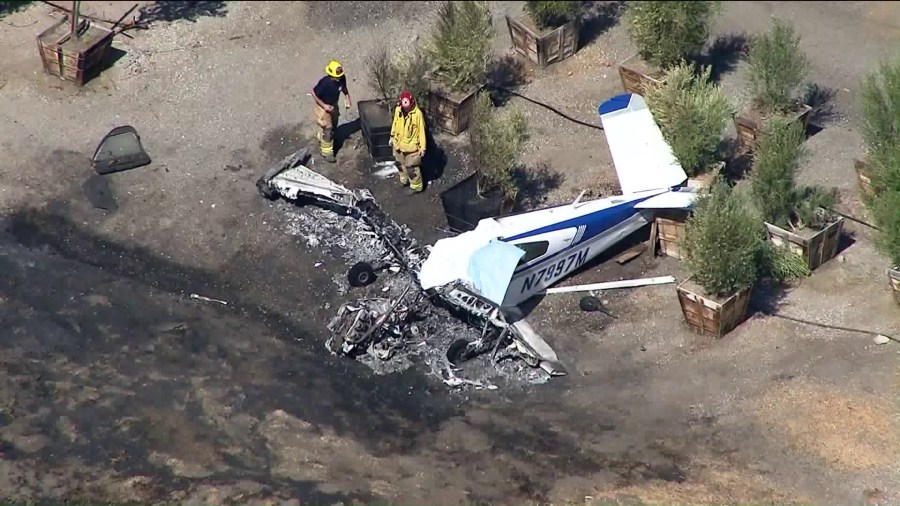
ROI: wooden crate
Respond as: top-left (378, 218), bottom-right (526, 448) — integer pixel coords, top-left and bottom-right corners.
top-left (654, 210), bottom-right (690, 259)
top-left (686, 161), bottom-right (726, 189)
top-left (506, 15), bottom-right (579, 68)
top-left (676, 279), bottom-right (752, 338)
top-left (734, 103), bottom-right (812, 151)
top-left (855, 158), bottom-right (876, 202)
top-left (888, 267), bottom-right (900, 305)
top-left (37, 17), bottom-right (114, 86)
top-left (618, 53), bottom-right (663, 95)
top-left (427, 86), bottom-right (478, 136)
top-left (764, 216), bottom-right (844, 272)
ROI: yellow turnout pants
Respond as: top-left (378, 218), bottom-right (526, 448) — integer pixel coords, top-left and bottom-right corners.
top-left (314, 103), bottom-right (340, 157)
top-left (394, 149), bottom-right (423, 192)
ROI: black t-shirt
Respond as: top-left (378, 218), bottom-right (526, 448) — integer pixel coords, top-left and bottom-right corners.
top-left (313, 75), bottom-right (347, 106)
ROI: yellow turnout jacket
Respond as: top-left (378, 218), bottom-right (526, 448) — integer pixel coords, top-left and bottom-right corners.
top-left (391, 105), bottom-right (426, 153)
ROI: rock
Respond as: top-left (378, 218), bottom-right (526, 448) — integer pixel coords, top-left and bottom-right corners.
top-left (874, 335), bottom-right (890, 345)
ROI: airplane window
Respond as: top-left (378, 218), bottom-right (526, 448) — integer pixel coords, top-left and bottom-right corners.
top-left (515, 240), bottom-right (550, 265)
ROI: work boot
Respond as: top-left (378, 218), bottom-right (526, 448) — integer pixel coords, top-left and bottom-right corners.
top-left (323, 152), bottom-right (337, 163)
top-left (404, 186), bottom-right (424, 196)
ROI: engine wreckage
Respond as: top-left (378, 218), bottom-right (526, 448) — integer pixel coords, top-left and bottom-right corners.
top-left (257, 148), bottom-right (568, 376)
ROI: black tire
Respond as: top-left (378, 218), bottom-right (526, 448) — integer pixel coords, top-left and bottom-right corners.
top-left (447, 338), bottom-right (474, 365)
top-left (579, 296), bottom-right (602, 312)
top-left (348, 262), bottom-right (376, 288)
top-left (256, 177), bottom-right (278, 200)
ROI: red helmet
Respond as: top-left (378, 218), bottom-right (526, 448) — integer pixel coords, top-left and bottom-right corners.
top-left (399, 91), bottom-right (415, 112)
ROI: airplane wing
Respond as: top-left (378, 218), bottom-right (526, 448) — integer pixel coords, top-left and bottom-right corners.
top-left (598, 93), bottom-right (688, 194)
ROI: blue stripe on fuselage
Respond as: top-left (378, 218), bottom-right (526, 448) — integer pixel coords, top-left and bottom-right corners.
top-left (501, 194), bottom-right (654, 245)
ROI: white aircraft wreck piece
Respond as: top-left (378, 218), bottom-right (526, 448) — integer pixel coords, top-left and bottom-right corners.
top-left (419, 92), bottom-right (698, 310)
top-left (543, 276), bottom-right (676, 295)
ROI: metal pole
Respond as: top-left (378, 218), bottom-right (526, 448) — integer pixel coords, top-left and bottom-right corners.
top-left (70, 0), bottom-right (80, 38)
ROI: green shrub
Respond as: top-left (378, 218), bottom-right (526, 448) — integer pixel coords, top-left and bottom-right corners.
top-left (860, 58), bottom-right (900, 193)
top-left (746, 19), bottom-right (810, 113)
top-left (624, 1), bottom-right (719, 70)
top-left (681, 176), bottom-right (764, 297)
top-left (644, 63), bottom-right (733, 176)
top-left (749, 116), bottom-right (807, 228)
top-left (760, 242), bottom-right (811, 280)
top-left (427, 1), bottom-right (495, 93)
top-left (469, 93), bottom-right (528, 201)
top-left (792, 185), bottom-right (837, 230)
top-left (524, 1), bottom-right (581, 30)
top-left (873, 187), bottom-right (900, 267)
top-left (749, 116), bottom-right (836, 230)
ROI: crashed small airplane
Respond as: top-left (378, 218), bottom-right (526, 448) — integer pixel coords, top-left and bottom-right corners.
top-left (257, 93), bottom-right (698, 377)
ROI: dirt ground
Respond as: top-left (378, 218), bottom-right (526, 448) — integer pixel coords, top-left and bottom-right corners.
top-left (1, 1), bottom-right (900, 504)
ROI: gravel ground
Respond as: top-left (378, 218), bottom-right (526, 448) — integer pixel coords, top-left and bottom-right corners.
top-left (1, 1), bottom-right (900, 504)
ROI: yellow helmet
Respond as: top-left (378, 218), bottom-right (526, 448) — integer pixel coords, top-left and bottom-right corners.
top-left (325, 60), bottom-right (344, 78)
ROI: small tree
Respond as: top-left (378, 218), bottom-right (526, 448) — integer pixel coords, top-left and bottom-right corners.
top-left (427, 1), bottom-right (495, 93)
top-left (624, 1), bottom-right (719, 70)
top-left (749, 116), bottom-right (807, 228)
top-left (644, 63), bottom-right (733, 176)
top-left (680, 176), bottom-right (764, 297)
top-left (366, 43), bottom-right (433, 115)
top-left (746, 19), bottom-right (810, 113)
top-left (367, 42), bottom-right (399, 104)
top-left (524, 1), bottom-right (581, 31)
top-left (749, 116), bottom-right (836, 230)
top-left (468, 93), bottom-right (528, 201)
top-left (860, 59), bottom-right (900, 191)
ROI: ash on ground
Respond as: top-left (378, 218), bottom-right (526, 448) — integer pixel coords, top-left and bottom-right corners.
top-left (274, 201), bottom-right (551, 390)
top-left (279, 201), bottom-right (391, 296)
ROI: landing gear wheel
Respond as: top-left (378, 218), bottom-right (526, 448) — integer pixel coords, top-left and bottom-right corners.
top-left (579, 296), bottom-right (602, 312)
top-left (447, 338), bottom-right (476, 366)
top-left (348, 262), bottom-right (376, 288)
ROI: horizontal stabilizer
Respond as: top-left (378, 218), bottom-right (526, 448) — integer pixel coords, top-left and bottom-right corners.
top-left (598, 93), bottom-right (687, 194)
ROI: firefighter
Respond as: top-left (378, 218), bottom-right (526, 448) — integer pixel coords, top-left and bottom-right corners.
top-left (311, 60), bottom-right (352, 163)
top-left (389, 91), bottom-right (426, 194)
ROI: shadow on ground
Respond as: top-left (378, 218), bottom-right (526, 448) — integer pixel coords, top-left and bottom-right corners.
top-left (718, 137), bottom-right (753, 182)
top-left (698, 33), bottom-right (749, 82)
top-left (513, 162), bottom-right (565, 210)
top-left (487, 55), bottom-right (530, 107)
top-left (0, 0), bottom-right (33, 18)
top-left (579, 0), bottom-right (625, 47)
top-left (803, 83), bottom-right (839, 136)
top-left (138, 1), bottom-right (228, 24)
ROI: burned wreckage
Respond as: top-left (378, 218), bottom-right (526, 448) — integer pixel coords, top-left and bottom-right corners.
top-left (256, 148), bottom-right (567, 375)
top-left (257, 93), bottom-right (700, 379)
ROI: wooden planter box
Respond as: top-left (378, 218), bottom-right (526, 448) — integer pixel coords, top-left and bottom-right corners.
top-left (676, 279), bottom-right (752, 338)
top-left (439, 173), bottom-right (516, 233)
top-left (37, 17), bottom-right (114, 86)
top-left (358, 100), bottom-right (394, 163)
top-left (505, 15), bottom-right (579, 67)
top-left (888, 267), bottom-right (900, 305)
top-left (733, 103), bottom-right (813, 151)
top-left (764, 215), bottom-right (845, 272)
top-left (427, 86), bottom-right (479, 136)
top-left (855, 158), bottom-right (876, 202)
top-left (618, 53), bottom-right (663, 96)
top-left (686, 161), bottom-right (726, 189)
top-left (655, 209), bottom-right (690, 259)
